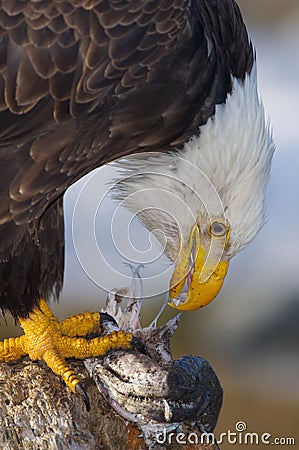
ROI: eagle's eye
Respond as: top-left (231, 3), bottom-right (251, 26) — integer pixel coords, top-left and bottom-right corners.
top-left (209, 219), bottom-right (227, 237)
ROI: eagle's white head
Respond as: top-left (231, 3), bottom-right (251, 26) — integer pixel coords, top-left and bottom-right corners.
top-left (113, 63), bottom-right (275, 310)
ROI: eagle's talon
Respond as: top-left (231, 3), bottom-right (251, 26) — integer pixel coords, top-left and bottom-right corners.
top-left (99, 312), bottom-right (119, 328)
top-left (75, 382), bottom-right (91, 412)
top-left (0, 300), bottom-right (133, 397)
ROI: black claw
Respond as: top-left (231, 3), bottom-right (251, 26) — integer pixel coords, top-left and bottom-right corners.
top-left (87, 312), bottom-right (119, 339)
top-left (99, 312), bottom-right (119, 328)
top-left (131, 336), bottom-right (147, 355)
top-left (75, 383), bottom-right (91, 412)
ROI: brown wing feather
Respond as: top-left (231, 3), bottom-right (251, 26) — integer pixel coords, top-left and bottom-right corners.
top-left (0, 0), bottom-right (189, 128)
top-left (0, 0), bottom-right (192, 223)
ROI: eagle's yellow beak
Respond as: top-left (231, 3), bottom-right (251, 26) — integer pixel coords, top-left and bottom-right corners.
top-left (168, 224), bottom-right (229, 310)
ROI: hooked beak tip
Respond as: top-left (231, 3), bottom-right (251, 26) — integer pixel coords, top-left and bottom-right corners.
top-left (169, 260), bottom-right (229, 311)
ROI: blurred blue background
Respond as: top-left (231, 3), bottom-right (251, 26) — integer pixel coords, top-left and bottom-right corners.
top-left (1, 1), bottom-right (298, 447)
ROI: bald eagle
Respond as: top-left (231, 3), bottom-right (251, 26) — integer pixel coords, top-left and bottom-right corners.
top-left (0, 0), bottom-right (274, 396)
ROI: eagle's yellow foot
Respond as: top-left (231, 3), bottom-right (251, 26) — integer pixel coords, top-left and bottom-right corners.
top-left (0, 299), bottom-right (133, 409)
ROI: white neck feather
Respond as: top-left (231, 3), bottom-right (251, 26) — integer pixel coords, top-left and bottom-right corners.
top-left (113, 63), bottom-right (274, 261)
